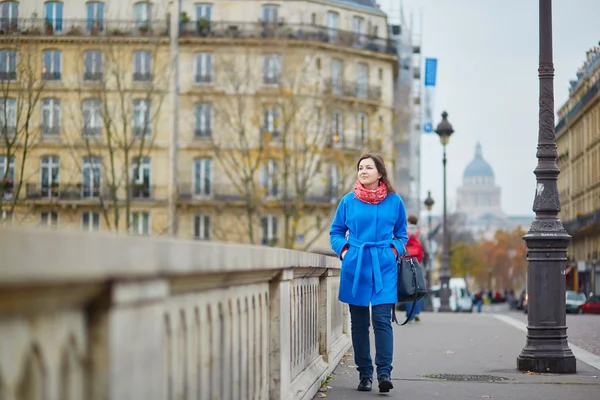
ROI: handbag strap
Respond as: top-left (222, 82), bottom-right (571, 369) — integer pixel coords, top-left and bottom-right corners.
top-left (391, 264), bottom-right (419, 326)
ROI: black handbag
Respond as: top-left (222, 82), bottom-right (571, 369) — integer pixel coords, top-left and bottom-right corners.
top-left (392, 242), bottom-right (428, 326)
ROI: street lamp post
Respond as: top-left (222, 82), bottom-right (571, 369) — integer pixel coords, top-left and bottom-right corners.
top-left (434, 111), bottom-right (454, 312)
top-left (516, 0), bottom-right (576, 373)
top-left (423, 191), bottom-right (435, 312)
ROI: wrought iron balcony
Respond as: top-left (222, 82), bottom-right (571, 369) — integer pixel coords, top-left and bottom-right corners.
top-left (41, 126), bottom-right (60, 137)
top-left (324, 78), bottom-right (381, 101)
top-left (563, 209), bottom-right (600, 236)
top-left (133, 72), bottom-right (152, 82)
top-left (2, 18), bottom-right (168, 38)
top-left (129, 184), bottom-right (153, 199)
top-left (84, 72), bottom-right (103, 81)
top-left (42, 71), bottom-right (61, 81)
top-left (82, 127), bottom-right (102, 137)
top-left (179, 21), bottom-right (397, 56)
top-left (263, 75), bottom-right (280, 85)
top-left (194, 74), bottom-right (213, 84)
top-left (0, 71), bottom-right (16, 81)
top-left (24, 183), bottom-right (108, 200)
top-left (194, 128), bottom-right (212, 138)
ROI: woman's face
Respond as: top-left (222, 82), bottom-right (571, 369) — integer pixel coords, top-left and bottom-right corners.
top-left (357, 158), bottom-right (382, 188)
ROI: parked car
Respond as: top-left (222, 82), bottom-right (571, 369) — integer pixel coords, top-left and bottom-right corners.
top-left (566, 291), bottom-right (587, 313)
top-left (579, 295), bottom-right (600, 314)
top-left (431, 278), bottom-right (473, 312)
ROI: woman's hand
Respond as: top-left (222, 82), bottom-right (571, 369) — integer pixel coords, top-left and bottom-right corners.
top-left (391, 246), bottom-right (398, 259)
top-left (341, 249), bottom-right (348, 260)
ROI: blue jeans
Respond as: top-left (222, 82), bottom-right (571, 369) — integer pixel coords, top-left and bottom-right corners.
top-left (405, 298), bottom-right (422, 320)
top-left (349, 304), bottom-right (394, 379)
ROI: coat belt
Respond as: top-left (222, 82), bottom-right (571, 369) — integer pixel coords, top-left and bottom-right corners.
top-left (347, 238), bottom-right (394, 298)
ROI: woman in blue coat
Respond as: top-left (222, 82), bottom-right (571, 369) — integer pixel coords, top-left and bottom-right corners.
top-left (330, 153), bottom-right (408, 393)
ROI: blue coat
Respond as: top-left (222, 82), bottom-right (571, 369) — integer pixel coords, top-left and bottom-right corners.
top-left (330, 192), bottom-right (408, 306)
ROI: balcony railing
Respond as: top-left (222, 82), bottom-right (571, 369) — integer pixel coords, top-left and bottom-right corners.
top-left (263, 75), bottom-right (280, 85)
top-left (24, 183), bottom-right (109, 200)
top-left (129, 184), bottom-right (153, 199)
top-left (82, 127), bottom-right (102, 137)
top-left (84, 72), bottom-right (103, 81)
top-left (133, 72), bottom-right (152, 82)
top-left (179, 21), bottom-right (397, 56)
top-left (178, 183), bottom-right (341, 205)
top-left (1, 18), bottom-right (168, 38)
top-left (194, 74), bottom-right (213, 84)
top-left (41, 126), bottom-right (60, 137)
top-left (42, 71), bottom-right (61, 81)
top-left (324, 78), bottom-right (381, 101)
top-left (194, 128), bottom-right (212, 138)
top-left (563, 209), bottom-right (600, 236)
top-left (0, 71), bottom-right (16, 81)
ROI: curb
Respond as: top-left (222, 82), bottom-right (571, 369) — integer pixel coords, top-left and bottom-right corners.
top-left (492, 314), bottom-right (600, 371)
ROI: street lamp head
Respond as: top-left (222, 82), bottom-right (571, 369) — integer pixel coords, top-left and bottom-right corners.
top-left (435, 111), bottom-right (454, 146)
top-left (424, 190), bottom-right (434, 211)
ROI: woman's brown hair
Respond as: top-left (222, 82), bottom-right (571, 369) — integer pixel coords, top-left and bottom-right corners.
top-left (357, 153), bottom-right (396, 194)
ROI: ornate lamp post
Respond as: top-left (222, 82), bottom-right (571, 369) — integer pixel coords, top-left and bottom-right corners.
top-left (423, 191), bottom-right (435, 311)
top-left (434, 111), bottom-right (454, 312)
top-left (516, 0), bottom-right (576, 373)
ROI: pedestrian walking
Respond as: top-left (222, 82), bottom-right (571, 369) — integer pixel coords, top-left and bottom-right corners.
top-left (330, 153), bottom-right (408, 393)
top-left (404, 215), bottom-right (429, 322)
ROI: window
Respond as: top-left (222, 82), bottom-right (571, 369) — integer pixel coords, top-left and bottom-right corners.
top-left (42, 50), bottom-right (61, 80)
top-left (193, 214), bottom-right (211, 240)
top-left (134, 2), bottom-right (151, 27)
top-left (40, 211), bottom-right (58, 228)
top-left (262, 5), bottom-right (279, 22)
top-left (193, 158), bottom-right (212, 198)
top-left (261, 215), bottom-right (278, 245)
top-left (0, 2), bottom-right (18, 32)
top-left (330, 164), bottom-right (341, 202)
top-left (82, 211), bottom-right (100, 231)
top-left (86, 2), bottom-right (104, 32)
top-left (82, 156), bottom-right (101, 198)
top-left (327, 12), bottom-right (339, 38)
top-left (131, 157), bottom-right (151, 198)
top-left (131, 211), bottom-right (150, 235)
top-left (40, 155), bottom-right (60, 197)
top-left (41, 98), bottom-right (61, 136)
top-left (44, 2), bottom-right (63, 32)
top-left (264, 106), bottom-right (280, 138)
top-left (331, 111), bottom-right (343, 145)
top-left (82, 99), bottom-right (102, 137)
top-left (194, 103), bottom-right (212, 137)
top-left (0, 49), bottom-right (16, 80)
top-left (262, 54), bottom-right (281, 85)
top-left (132, 99), bottom-right (151, 137)
top-left (133, 51), bottom-right (152, 81)
top-left (83, 51), bottom-right (102, 81)
top-left (330, 59), bottom-right (342, 94)
top-left (262, 159), bottom-right (278, 198)
top-left (0, 98), bottom-right (16, 136)
top-left (356, 63), bottom-right (368, 98)
top-left (196, 3), bottom-right (212, 20)
top-left (0, 155), bottom-right (15, 198)
top-left (193, 53), bottom-right (213, 84)
top-left (356, 112), bottom-right (368, 145)
top-left (352, 16), bottom-right (364, 44)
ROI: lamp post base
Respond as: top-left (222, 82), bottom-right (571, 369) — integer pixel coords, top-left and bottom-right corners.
top-left (517, 353), bottom-right (576, 374)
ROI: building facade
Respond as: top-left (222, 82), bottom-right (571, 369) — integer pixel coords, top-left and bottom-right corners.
top-left (556, 43), bottom-right (600, 296)
top-left (455, 143), bottom-right (532, 241)
top-left (0, 0), bottom-right (399, 250)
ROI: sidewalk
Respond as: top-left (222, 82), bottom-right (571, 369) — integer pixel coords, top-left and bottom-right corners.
top-left (316, 313), bottom-right (600, 400)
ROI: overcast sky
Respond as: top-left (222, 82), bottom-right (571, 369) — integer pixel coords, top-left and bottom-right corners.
top-left (379, 0), bottom-right (600, 216)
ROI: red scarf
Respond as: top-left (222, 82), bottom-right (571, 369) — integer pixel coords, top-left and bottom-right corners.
top-left (353, 180), bottom-right (388, 204)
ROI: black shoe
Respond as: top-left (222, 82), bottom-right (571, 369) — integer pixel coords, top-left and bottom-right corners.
top-left (357, 378), bottom-right (372, 391)
top-left (378, 375), bottom-right (394, 393)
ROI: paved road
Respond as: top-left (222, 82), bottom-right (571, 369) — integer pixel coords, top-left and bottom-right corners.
top-left (317, 313), bottom-right (600, 400)
top-left (505, 311), bottom-right (600, 357)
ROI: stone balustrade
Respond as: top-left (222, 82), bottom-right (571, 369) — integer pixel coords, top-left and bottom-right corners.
top-left (0, 227), bottom-right (350, 400)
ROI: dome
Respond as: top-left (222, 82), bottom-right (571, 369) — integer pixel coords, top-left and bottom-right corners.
top-left (463, 142), bottom-right (494, 178)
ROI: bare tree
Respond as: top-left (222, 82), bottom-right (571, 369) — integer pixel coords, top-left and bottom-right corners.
top-left (64, 33), bottom-right (170, 233)
top-left (204, 48), bottom-right (379, 248)
top-left (0, 40), bottom-right (45, 224)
